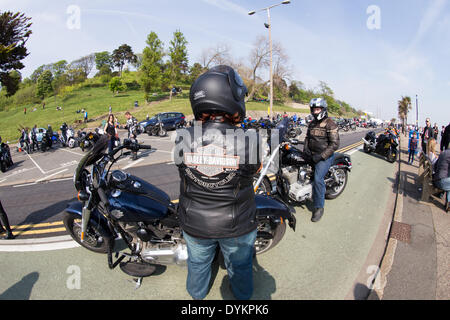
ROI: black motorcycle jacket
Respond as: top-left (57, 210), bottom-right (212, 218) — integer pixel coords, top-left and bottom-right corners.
top-left (174, 120), bottom-right (261, 239)
top-left (304, 117), bottom-right (340, 161)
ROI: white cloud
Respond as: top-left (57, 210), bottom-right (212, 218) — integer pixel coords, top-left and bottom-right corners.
top-left (201, 0), bottom-right (249, 16)
top-left (407, 0), bottom-right (447, 51)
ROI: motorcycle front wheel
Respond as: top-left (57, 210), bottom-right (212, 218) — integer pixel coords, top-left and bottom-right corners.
top-left (387, 149), bottom-right (397, 163)
top-left (158, 128), bottom-right (167, 137)
top-left (254, 219), bottom-right (286, 255)
top-left (63, 213), bottom-right (111, 254)
top-left (0, 161), bottom-right (6, 173)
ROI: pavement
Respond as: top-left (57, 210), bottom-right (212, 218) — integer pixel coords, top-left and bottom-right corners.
top-left (368, 133), bottom-right (449, 300)
top-left (2, 128), bottom-right (445, 300)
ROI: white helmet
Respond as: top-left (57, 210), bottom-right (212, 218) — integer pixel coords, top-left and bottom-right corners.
top-left (309, 98), bottom-right (328, 121)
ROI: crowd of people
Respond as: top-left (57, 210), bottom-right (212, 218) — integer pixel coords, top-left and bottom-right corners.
top-left (407, 118), bottom-right (450, 206)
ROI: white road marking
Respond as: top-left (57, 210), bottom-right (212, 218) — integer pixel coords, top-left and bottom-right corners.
top-left (123, 158), bottom-right (144, 170)
top-left (59, 148), bottom-right (85, 157)
top-left (13, 182), bottom-right (37, 188)
top-left (35, 169), bottom-right (68, 183)
top-left (26, 153), bottom-right (45, 174)
top-left (49, 177), bottom-right (73, 183)
top-left (347, 146), bottom-right (363, 155)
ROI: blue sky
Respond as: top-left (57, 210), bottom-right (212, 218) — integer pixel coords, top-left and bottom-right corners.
top-left (2, 0), bottom-right (449, 127)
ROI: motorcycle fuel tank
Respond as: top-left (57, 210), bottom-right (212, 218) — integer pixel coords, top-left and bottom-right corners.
top-left (108, 172), bottom-right (171, 222)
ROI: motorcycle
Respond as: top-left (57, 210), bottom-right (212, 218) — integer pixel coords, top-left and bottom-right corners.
top-left (64, 136), bottom-right (296, 285)
top-left (362, 130), bottom-right (398, 163)
top-left (254, 118), bottom-right (352, 204)
top-left (147, 117), bottom-right (167, 137)
top-left (60, 127), bottom-right (77, 148)
top-left (0, 142), bottom-right (13, 173)
top-left (78, 130), bottom-right (100, 152)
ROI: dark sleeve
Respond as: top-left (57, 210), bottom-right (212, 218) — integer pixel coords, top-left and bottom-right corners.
top-left (303, 126), bottom-right (311, 155)
top-left (321, 119), bottom-right (340, 160)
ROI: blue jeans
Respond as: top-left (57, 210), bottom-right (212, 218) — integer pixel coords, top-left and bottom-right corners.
top-left (108, 136), bottom-right (116, 155)
top-left (435, 177), bottom-right (450, 202)
top-left (313, 154), bottom-right (334, 209)
top-left (183, 229), bottom-right (257, 300)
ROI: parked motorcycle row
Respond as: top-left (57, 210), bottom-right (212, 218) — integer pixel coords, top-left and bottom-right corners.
top-left (63, 117), bottom-right (353, 286)
top-left (362, 127), bottom-right (400, 163)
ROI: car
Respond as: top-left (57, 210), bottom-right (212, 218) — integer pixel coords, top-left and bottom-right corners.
top-left (140, 112), bottom-right (186, 135)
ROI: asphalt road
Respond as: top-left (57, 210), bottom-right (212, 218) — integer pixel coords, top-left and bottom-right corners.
top-left (0, 136), bottom-right (396, 300)
top-left (0, 128), bottom-right (381, 239)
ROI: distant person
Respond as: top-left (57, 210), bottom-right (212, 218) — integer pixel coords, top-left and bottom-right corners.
top-left (441, 123), bottom-right (450, 152)
top-left (109, 105), bottom-right (112, 114)
top-left (408, 128), bottom-right (419, 165)
top-left (433, 149), bottom-right (450, 206)
top-left (24, 107), bottom-right (26, 115)
top-left (104, 114), bottom-right (118, 155)
top-left (421, 118), bottom-right (433, 155)
top-left (0, 199), bottom-right (14, 239)
top-left (433, 123), bottom-right (439, 140)
top-left (427, 138), bottom-right (438, 169)
top-left (84, 110), bottom-right (88, 123)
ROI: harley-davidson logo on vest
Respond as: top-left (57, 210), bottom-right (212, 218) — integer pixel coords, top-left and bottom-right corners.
top-left (185, 144), bottom-right (240, 177)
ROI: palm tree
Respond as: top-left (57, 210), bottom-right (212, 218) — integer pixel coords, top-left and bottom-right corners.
top-left (398, 96), bottom-right (412, 133)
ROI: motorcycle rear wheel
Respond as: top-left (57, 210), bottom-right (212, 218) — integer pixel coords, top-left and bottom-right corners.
top-left (63, 213), bottom-right (111, 254)
top-left (325, 168), bottom-right (348, 199)
top-left (363, 144), bottom-right (372, 153)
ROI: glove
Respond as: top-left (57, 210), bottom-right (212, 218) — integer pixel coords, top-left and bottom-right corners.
top-left (312, 154), bottom-right (323, 164)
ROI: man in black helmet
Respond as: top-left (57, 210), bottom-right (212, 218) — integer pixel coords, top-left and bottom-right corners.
top-left (174, 65), bottom-right (261, 300)
top-left (303, 98), bottom-right (340, 222)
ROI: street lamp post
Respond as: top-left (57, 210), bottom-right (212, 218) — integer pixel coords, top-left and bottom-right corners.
top-left (416, 94), bottom-right (419, 128)
top-left (248, 0), bottom-right (291, 117)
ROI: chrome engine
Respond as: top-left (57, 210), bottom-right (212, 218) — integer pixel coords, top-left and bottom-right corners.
top-left (141, 242), bottom-right (188, 266)
top-left (282, 166), bottom-right (313, 202)
top-left (118, 221), bottom-right (188, 266)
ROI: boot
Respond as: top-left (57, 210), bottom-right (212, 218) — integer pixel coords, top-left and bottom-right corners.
top-left (2, 231), bottom-right (14, 240)
top-left (311, 208), bottom-right (324, 222)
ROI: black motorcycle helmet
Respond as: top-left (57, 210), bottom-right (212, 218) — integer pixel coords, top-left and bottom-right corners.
top-left (189, 65), bottom-right (247, 122)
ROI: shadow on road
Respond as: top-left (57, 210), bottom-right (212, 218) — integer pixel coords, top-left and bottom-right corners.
top-left (0, 272), bottom-right (39, 300)
top-left (14, 198), bottom-right (76, 233)
top-left (218, 257), bottom-right (276, 300)
top-left (353, 283), bottom-right (380, 300)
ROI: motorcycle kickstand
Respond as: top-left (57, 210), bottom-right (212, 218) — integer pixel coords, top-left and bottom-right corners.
top-left (128, 277), bottom-right (143, 290)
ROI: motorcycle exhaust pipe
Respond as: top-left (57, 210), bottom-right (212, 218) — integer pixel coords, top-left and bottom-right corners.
top-left (362, 138), bottom-right (370, 145)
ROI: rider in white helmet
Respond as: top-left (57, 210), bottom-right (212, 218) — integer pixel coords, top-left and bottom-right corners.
top-left (303, 98), bottom-right (340, 222)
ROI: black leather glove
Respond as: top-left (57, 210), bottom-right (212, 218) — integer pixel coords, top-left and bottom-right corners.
top-left (312, 154), bottom-right (323, 164)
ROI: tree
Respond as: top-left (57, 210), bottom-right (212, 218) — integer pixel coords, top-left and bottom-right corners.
top-left (36, 70), bottom-right (53, 99)
top-left (398, 96), bottom-right (411, 133)
top-left (0, 70), bottom-right (21, 96)
top-left (189, 63), bottom-right (206, 84)
top-left (109, 76), bottom-right (125, 95)
top-left (167, 30), bottom-right (189, 84)
top-left (140, 31), bottom-right (165, 101)
top-left (200, 43), bottom-right (231, 69)
top-left (70, 54), bottom-right (95, 79)
top-left (112, 44), bottom-right (137, 77)
top-left (95, 51), bottom-right (113, 72)
top-left (0, 11), bottom-right (32, 96)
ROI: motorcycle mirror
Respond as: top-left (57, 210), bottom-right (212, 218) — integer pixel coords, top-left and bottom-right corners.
top-left (289, 139), bottom-right (302, 145)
